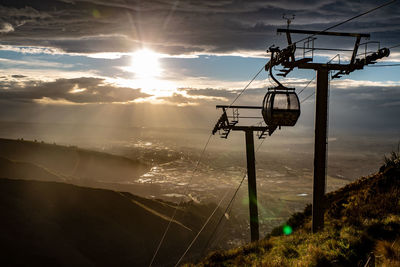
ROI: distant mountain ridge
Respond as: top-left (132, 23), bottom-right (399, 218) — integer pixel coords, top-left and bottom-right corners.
top-left (0, 138), bottom-right (161, 196)
top-left (0, 138), bottom-right (149, 182)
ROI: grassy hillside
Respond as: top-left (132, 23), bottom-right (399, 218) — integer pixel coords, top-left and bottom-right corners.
top-left (195, 152), bottom-right (400, 266)
top-left (0, 178), bottom-right (227, 266)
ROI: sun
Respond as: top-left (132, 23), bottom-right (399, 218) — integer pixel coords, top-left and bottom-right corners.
top-left (122, 48), bottom-right (178, 98)
top-left (130, 48), bottom-right (162, 79)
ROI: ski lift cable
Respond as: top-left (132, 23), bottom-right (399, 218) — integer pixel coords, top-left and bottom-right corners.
top-left (174, 190), bottom-right (230, 267)
top-left (389, 43), bottom-right (400, 49)
top-left (291, 0), bottom-right (397, 47)
top-left (149, 133), bottom-right (213, 267)
top-left (301, 91), bottom-right (315, 103)
top-left (298, 76), bottom-right (316, 96)
top-left (228, 64), bottom-right (265, 108)
top-left (367, 63), bottom-right (400, 67)
top-left (200, 138), bottom-right (267, 257)
top-left (200, 173), bottom-right (247, 256)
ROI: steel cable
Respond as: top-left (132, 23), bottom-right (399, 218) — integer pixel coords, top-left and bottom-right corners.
top-left (200, 138), bottom-right (266, 257)
top-left (149, 133), bottom-right (213, 267)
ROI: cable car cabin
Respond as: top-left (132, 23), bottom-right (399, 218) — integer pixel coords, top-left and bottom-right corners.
top-left (262, 89), bottom-right (300, 127)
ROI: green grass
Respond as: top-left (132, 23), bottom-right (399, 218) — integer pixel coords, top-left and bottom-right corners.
top-left (194, 150), bottom-right (400, 267)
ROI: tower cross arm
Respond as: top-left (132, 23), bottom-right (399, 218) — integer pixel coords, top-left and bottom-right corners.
top-left (277, 28), bottom-right (370, 38)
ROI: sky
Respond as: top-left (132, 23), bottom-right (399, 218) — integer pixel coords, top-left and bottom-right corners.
top-left (0, 0), bottom-right (399, 149)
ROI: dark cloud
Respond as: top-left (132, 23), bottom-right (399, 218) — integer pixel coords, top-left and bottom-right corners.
top-left (0, 77), bottom-right (150, 104)
top-left (11, 74), bottom-right (26, 78)
top-left (0, 0), bottom-right (399, 55)
top-left (160, 88), bottom-right (241, 105)
top-left (159, 93), bottom-right (193, 105)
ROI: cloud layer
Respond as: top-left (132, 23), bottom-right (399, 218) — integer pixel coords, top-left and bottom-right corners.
top-left (0, 77), bottom-right (150, 104)
top-left (0, 0), bottom-right (399, 55)
top-left (0, 1), bottom-right (398, 134)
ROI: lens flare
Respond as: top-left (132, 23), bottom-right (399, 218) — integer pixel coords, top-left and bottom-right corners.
top-left (282, 224), bottom-right (293, 235)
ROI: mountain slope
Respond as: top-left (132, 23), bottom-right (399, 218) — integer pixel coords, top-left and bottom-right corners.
top-left (0, 138), bottom-right (160, 197)
top-left (0, 178), bottom-right (219, 266)
top-left (0, 156), bottom-right (63, 182)
top-left (0, 138), bottom-right (149, 182)
top-left (196, 154), bottom-right (400, 266)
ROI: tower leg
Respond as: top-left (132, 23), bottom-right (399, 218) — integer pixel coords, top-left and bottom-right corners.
top-left (245, 130), bottom-right (259, 241)
top-left (312, 68), bottom-right (329, 233)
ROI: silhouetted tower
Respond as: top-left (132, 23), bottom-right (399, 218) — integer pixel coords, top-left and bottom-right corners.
top-left (271, 28), bottom-right (390, 232)
top-left (212, 55), bottom-right (301, 240)
top-left (213, 28), bottom-right (391, 239)
top-left (212, 106), bottom-right (270, 241)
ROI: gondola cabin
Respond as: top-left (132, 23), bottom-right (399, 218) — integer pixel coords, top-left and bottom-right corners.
top-left (262, 89), bottom-right (300, 127)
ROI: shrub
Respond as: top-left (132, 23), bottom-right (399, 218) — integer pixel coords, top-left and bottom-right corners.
top-left (380, 143), bottom-right (400, 172)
